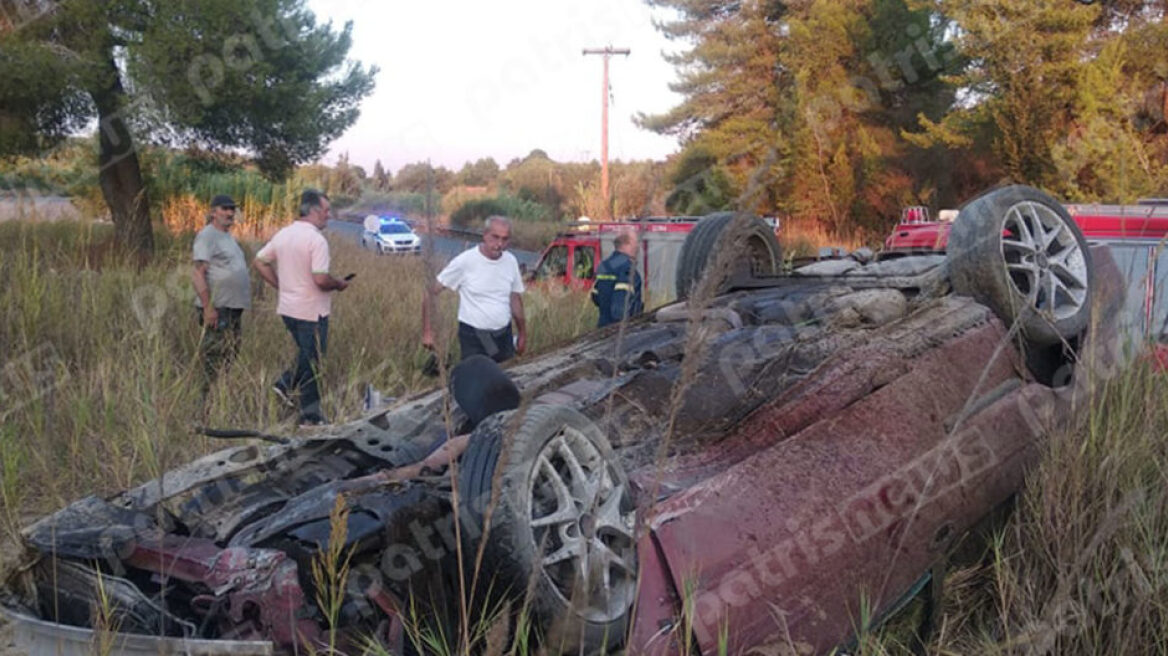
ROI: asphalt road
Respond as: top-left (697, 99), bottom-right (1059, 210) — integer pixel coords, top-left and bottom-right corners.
top-left (327, 219), bottom-right (538, 268)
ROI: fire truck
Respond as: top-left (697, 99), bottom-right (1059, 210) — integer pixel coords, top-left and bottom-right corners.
top-left (530, 215), bottom-right (783, 306)
top-left (530, 217), bottom-right (700, 305)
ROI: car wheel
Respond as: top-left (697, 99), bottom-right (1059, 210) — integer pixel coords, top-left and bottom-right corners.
top-left (459, 405), bottom-right (637, 654)
top-left (675, 212), bottom-right (782, 299)
top-left (947, 185), bottom-right (1093, 346)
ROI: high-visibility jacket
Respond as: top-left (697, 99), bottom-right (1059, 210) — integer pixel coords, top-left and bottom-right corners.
top-left (591, 251), bottom-right (643, 327)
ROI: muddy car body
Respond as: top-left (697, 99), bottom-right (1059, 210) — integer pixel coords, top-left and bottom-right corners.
top-left (1, 187), bottom-right (1129, 655)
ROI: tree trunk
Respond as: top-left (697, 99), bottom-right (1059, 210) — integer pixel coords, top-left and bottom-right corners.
top-left (91, 55), bottom-right (153, 263)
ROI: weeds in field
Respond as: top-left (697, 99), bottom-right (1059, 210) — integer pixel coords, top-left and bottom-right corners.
top-left (0, 220), bottom-right (593, 529)
top-left (779, 217), bottom-right (872, 257)
top-left (90, 570), bottom-right (123, 656)
top-left (310, 494), bottom-right (355, 655)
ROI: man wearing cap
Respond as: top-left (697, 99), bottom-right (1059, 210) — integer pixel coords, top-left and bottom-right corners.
top-left (192, 194), bottom-right (251, 392)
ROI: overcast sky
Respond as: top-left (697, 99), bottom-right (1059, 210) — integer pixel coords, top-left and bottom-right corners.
top-left (305, 0), bottom-right (685, 174)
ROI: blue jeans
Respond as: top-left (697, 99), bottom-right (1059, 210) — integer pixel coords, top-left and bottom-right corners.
top-left (278, 315), bottom-right (329, 422)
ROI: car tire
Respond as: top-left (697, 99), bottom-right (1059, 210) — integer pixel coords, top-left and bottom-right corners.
top-left (675, 212), bottom-right (782, 299)
top-left (947, 185), bottom-right (1093, 346)
top-left (459, 405), bottom-right (637, 655)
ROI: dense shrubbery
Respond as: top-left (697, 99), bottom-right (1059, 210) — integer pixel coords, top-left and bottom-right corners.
top-left (449, 193), bottom-right (553, 228)
top-left (351, 191), bottom-right (431, 217)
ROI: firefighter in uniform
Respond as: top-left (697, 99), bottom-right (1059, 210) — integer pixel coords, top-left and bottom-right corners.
top-left (592, 229), bottom-right (643, 327)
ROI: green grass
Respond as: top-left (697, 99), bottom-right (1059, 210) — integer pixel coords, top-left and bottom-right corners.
top-left (0, 220), bottom-right (596, 536)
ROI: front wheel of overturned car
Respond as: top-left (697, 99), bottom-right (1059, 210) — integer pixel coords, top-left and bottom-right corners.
top-left (675, 212), bottom-right (782, 300)
top-left (947, 185), bottom-right (1093, 346)
top-left (458, 405), bottom-right (638, 655)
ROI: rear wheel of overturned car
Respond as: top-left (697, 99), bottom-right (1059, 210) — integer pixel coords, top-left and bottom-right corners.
top-left (675, 212), bottom-right (782, 300)
top-left (947, 185), bottom-right (1093, 346)
top-left (459, 405), bottom-right (637, 654)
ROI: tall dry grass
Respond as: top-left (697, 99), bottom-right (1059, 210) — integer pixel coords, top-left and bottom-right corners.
top-left (779, 217), bottom-right (873, 257)
top-left (0, 220), bottom-right (596, 539)
top-left (161, 193), bottom-right (296, 242)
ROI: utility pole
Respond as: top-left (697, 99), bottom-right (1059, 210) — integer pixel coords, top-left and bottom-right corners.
top-left (583, 46), bottom-right (629, 220)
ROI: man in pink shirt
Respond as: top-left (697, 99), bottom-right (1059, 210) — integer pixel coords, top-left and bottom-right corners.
top-left (254, 190), bottom-right (350, 426)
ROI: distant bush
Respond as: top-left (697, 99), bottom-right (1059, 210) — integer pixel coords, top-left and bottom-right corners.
top-left (440, 185), bottom-right (492, 216)
top-left (0, 138), bottom-right (98, 197)
top-left (352, 191), bottom-right (429, 217)
top-left (330, 194), bottom-right (357, 209)
top-left (449, 193), bottom-right (551, 229)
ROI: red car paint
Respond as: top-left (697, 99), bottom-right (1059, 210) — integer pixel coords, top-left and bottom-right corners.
top-left (621, 246), bottom-right (1131, 655)
top-left (125, 537), bottom-right (323, 647)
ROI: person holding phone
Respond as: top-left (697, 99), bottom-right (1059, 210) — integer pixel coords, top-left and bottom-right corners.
top-left (192, 194), bottom-right (250, 395)
top-left (253, 189), bottom-right (350, 427)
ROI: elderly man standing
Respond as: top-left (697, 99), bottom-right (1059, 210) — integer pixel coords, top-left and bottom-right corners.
top-left (253, 190), bottom-right (350, 427)
top-left (422, 215), bottom-right (527, 363)
top-left (592, 229), bottom-right (643, 327)
top-left (192, 194), bottom-right (250, 391)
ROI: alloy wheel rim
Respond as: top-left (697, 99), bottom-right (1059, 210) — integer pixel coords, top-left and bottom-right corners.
top-left (999, 201), bottom-right (1089, 322)
top-left (527, 426), bottom-right (637, 622)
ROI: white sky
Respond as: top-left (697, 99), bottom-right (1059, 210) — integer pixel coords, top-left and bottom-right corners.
top-left (305, 0), bottom-right (684, 175)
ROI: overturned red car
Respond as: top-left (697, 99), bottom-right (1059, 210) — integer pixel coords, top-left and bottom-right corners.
top-left (0, 186), bottom-right (1137, 655)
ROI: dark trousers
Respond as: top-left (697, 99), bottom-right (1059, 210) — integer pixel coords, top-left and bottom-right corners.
top-left (278, 315), bottom-right (329, 422)
top-left (196, 307), bottom-right (243, 390)
top-left (458, 321), bottom-right (515, 363)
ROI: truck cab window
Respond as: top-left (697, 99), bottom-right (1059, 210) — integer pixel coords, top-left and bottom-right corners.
top-left (537, 245), bottom-right (568, 279)
top-left (574, 246), bottom-right (596, 280)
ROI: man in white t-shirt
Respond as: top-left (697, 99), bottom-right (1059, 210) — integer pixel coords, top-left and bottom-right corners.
top-left (422, 215), bottom-right (527, 363)
top-left (253, 190), bottom-right (350, 426)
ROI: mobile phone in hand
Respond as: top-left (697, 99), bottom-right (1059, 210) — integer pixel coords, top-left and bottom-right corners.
top-left (343, 273), bottom-right (356, 281)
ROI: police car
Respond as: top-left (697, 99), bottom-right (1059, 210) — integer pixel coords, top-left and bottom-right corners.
top-left (362, 215), bottom-right (422, 255)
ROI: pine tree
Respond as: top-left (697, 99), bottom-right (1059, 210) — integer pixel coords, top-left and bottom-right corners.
top-left (643, 0), bottom-right (960, 234)
top-left (372, 159), bottom-right (390, 191)
top-left (904, 0), bottom-right (1096, 189)
top-left (639, 0), bottom-right (788, 213)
